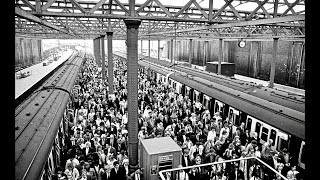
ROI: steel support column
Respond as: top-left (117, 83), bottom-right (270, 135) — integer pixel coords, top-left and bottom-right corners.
top-left (269, 38), bottom-right (278, 88)
top-left (189, 39), bottom-right (193, 66)
top-left (204, 41), bottom-right (209, 68)
top-left (107, 31), bottom-right (114, 94)
top-left (218, 38), bottom-right (223, 74)
top-left (170, 39), bottom-right (173, 63)
top-left (94, 38), bottom-right (101, 67)
top-left (100, 35), bottom-right (106, 83)
top-left (158, 39), bottom-right (161, 60)
top-left (124, 19), bottom-right (141, 172)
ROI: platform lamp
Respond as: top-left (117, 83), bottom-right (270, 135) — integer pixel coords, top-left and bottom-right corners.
top-left (238, 38), bottom-right (246, 48)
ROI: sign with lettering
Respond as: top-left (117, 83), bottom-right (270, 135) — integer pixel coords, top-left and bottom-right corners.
top-left (158, 155), bottom-right (173, 162)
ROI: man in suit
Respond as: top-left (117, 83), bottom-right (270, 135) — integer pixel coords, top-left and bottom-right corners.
top-left (105, 143), bottom-right (117, 158)
top-left (130, 168), bottom-right (142, 180)
top-left (109, 161), bottom-right (119, 180)
top-left (228, 162), bottom-right (244, 180)
top-left (188, 167), bottom-right (200, 180)
top-left (82, 141), bottom-right (95, 161)
top-left (240, 129), bottom-right (251, 146)
top-left (181, 147), bottom-right (192, 168)
top-left (100, 164), bottom-right (112, 180)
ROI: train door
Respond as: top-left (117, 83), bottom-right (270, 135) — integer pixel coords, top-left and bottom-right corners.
top-left (203, 94), bottom-right (210, 110)
top-left (176, 82), bottom-right (182, 94)
top-left (228, 107), bottom-right (241, 134)
top-left (247, 116), bottom-right (262, 139)
top-left (166, 72), bottom-right (174, 86)
top-left (193, 90), bottom-right (199, 102)
top-left (189, 88), bottom-right (194, 102)
top-left (172, 80), bottom-right (177, 92)
top-left (214, 100), bottom-right (224, 116)
top-left (259, 123), bottom-right (278, 150)
top-left (153, 71), bottom-right (157, 81)
top-left (298, 141), bottom-right (305, 169)
top-left (276, 130), bottom-right (289, 153)
top-left (181, 84), bottom-right (186, 97)
top-left (185, 86), bottom-right (190, 99)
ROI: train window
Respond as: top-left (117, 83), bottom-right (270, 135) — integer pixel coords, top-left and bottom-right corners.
top-left (203, 98), bottom-right (207, 108)
top-left (214, 102), bottom-right (219, 113)
top-left (261, 127), bottom-right (269, 142)
top-left (277, 137), bottom-right (289, 152)
top-left (246, 118), bottom-right (252, 131)
top-left (255, 122), bottom-right (261, 137)
top-left (269, 129), bottom-right (277, 146)
top-left (234, 113), bottom-right (240, 126)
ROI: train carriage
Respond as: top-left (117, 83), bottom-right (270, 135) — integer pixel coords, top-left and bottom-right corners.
top-left (15, 51), bottom-right (86, 180)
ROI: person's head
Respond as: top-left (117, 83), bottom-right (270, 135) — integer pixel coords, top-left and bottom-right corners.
top-left (66, 162), bottom-right (74, 171)
top-left (85, 141), bottom-right (91, 148)
top-left (210, 146), bottom-right (215, 153)
top-left (123, 158), bottom-right (129, 166)
top-left (291, 165), bottom-right (296, 171)
top-left (195, 155), bottom-right (202, 164)
top-left (277, 163), bottom-right (284, 170)
top-left (228, 143), bottom-right (234, 150)
top-left (268, 139), bottom-right (273, 146)
top-left (84, 162), bottom-right (91, 170)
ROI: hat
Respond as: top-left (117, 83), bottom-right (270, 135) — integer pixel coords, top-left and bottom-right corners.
top-left (178, 165), bottom-right (183, 168)
top-left (214, 112), bottom-right (220, 116)
top-left (123, 158), bottom-right (129, 163)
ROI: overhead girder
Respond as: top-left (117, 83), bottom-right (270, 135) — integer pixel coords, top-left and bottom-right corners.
top-left (15, 0), bottom-right (304, 39)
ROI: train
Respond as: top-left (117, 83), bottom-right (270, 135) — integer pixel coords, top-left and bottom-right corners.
top-left (15, 50), bottom-right (85, 180)
top-left (113, 51), bottom-right (305, 172)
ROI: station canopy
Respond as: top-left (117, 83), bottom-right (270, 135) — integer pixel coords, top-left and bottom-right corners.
top-left (15, 0), bottom-right (305, 41)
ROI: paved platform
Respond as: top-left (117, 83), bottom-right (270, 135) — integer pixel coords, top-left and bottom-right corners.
top-left (15, 49), bottom-right (74, 99)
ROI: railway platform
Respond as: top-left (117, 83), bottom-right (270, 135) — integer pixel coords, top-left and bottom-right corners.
top-left (15, 49), bottom-right (73, 101)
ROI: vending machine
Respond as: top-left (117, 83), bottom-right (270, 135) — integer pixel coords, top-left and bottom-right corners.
top-left (140, 137), bottom-right (182, 180)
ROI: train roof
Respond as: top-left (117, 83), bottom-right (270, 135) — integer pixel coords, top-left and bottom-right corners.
top-left (15, 52), bottom-right (83, 180)
top-left (140, 55), bottom-right (304, 114)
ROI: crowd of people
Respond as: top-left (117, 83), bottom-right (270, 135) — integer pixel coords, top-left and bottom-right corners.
top-left (57, 53), bottom-right (301, 180)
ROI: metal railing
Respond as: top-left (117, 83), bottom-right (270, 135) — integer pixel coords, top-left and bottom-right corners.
top-left (159, 156), bottom-right (288, 180)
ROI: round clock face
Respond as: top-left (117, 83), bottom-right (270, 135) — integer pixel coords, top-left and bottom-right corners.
top-left (239, 41), bottom-right (246, 48)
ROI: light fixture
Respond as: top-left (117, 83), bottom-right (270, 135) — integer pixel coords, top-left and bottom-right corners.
top-left (238, 39), bottom-right (246, 48)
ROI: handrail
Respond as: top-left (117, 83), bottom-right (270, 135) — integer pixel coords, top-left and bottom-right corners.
top-left (159, 156), bottom-right (288, 180)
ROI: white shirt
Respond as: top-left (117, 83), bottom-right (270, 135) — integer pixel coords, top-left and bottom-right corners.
top-left (207, 130), bottom-right (216, 142)
top-left (135, 173), bottom-right (141, 180)
top-left (122, 114), bottom-right (128, 124)
top-left (177, 171), bottom-right (189, 180)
